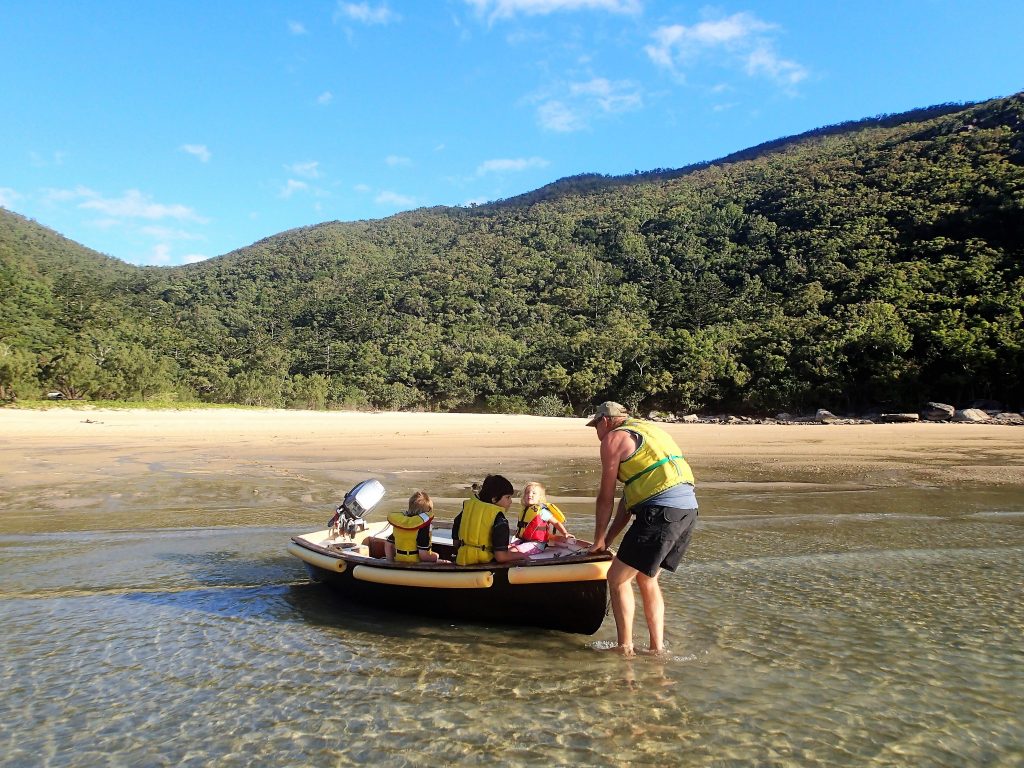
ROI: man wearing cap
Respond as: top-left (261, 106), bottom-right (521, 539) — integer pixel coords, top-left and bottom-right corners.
top-left (587, 401), bottom-right (698, 655)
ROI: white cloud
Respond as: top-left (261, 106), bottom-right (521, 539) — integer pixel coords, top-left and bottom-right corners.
top-left (288, 20), bottom-right (308, 35)
top-left (181, 144), bottom-right (211, 163)
top-left (182, 253), bottom-right (209, 264)
top-left (286, 161), bottom-right (322, 179)
top-left (318, 91), bottom-right (334, 105)
top-left (476, 157), bottom-right (549, 175)
top-left (375, 190), bottom-right (415, 206)
top-left (645, 12), bottom-right (808, 89)
top-left (41, 185), bottom-right (90, 203)
top-left (335, 2), bottom-right (400, 25)
top-left (538, 100), bottom-right (585, 132)
top-left (536, 77), bottom-right (642, 132)
top-left (385, 154), bottom-right (412, 167)
top-left (745, 44), bottom-right (808, 86)
top-left (79, 189), bottom-right (207, 222)
top-left (466, 0), bottom-right (640, 21)
top-left (280, 179), bottom-right (309, 198)
top-left (0, 187), bottom-right (21, 208)
top-left (571, 77), bottom-right (642, 113)
top-left (144, 243), bottom-right (173, 266)
top-left (645, 14), bottom-right (771, 68)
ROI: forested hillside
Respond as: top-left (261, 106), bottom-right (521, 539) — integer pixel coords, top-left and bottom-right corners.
top-left (2, 93), bottom-right (1022, 415)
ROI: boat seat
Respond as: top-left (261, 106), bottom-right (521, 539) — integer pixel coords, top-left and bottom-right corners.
top-left (365, 536), bottom-right (387, 559)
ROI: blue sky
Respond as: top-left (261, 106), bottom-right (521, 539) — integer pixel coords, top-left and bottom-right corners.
top-left (2, 1), bottom-right (1021, 267)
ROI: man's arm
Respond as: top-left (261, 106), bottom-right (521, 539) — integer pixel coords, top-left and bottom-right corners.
top-left (593, 429), bottom-right (631, 550)
top-left (603, 495), bottom-right (630, 547)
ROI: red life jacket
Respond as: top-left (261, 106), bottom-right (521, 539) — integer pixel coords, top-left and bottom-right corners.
top-left (517, 503), bottom-right (563, 543)
top-left (520, 513), bottom-right (550, 543)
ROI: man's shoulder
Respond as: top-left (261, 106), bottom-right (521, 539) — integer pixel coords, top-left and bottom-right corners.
top-left (602, 425), bottom-right (638, 456)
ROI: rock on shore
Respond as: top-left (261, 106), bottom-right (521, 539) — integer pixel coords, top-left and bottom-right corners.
top-left (645, 401), bottom-right (1023, 425)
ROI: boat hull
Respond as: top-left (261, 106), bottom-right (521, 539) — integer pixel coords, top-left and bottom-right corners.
top-left (289, 526), bottom-right (610, 635)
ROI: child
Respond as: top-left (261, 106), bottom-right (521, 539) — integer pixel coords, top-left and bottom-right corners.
top-left (510, 481), bottom-right (572, 555)
top-left (385, 490), bottom-right (444, 563)
top-left (453, 474), bottom-right (529, 565)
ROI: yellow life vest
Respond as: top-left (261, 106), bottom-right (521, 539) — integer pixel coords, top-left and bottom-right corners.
top-left (614, 418), bottom-right (695, 510)
top-left (386, 510), bottom-right (433, 564)
top-left (455, 497), bottom-right (501, 566)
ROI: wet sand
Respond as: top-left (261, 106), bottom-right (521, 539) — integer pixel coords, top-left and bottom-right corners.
top-left (3, 407), bottom-right (1023, 495)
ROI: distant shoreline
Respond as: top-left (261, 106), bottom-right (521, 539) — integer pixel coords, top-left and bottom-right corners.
top-left (6, 400), bottom-right (1023, 424)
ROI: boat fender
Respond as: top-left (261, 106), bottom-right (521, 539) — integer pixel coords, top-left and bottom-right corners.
top-left (507, 561), bottom-right (610, 585)
top-left (352, 565), bottom-right (493, 589)
top-left (287, 542), bottom-right (348, 573)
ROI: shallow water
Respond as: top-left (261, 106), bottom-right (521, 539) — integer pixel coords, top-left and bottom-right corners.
top-left (1, 470), bottom-right (1023, 767)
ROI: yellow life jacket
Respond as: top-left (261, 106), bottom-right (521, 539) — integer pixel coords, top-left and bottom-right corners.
top-left (516, 502), bottom-right (566, 542)
top-left (386, 510), bottom-right (433, 564)
top-left (455, 497), bottom-right (501, 566)
top-left (614, 418), bottom-right (695, 510)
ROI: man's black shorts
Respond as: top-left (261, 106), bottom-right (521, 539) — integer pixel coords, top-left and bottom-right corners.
top-left (616, 505), bottom-right (697, 577)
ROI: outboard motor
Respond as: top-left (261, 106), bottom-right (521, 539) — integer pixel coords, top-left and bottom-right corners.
top-left (327, 479), bottom-right (385, 539)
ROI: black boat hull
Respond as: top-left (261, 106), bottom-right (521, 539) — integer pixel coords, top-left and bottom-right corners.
top-left (289, 528), bottom-right (611, 635)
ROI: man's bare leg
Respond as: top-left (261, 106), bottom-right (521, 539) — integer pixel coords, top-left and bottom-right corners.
top-left (607, 558), bottom-right (639, 656)
top-left (636, 570), bottom-right (665, 652)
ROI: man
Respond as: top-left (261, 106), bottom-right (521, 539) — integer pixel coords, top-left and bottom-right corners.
top-left (588, 401), bottom-right (698, 655)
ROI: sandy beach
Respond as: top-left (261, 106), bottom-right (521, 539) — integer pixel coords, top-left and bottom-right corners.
top-left (2, 406), bottom-right (1023, 536)
top-left (3, 407), bottom-right (1023, 496)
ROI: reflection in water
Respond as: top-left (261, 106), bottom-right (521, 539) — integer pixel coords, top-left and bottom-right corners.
top-left (1, 481), bottom-right (1022, 767)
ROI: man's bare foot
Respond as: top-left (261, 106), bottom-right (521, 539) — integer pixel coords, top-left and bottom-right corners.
top-left (594, 641), bottom-right (635, 657)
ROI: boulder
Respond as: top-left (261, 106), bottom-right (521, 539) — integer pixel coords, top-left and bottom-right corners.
top-left (680, 414), bottom-right (699, 424)
top-left (920, 402), bottom-right (955, 421)
top-left (992, 412), bottom-right (1024, 425)
top-left (953, 408), bottom-right (991, 422)
top-left (877, 413), bottom-right (920, 423)
top-left (968, 399), bottom-right (1002, 412)
top-left (815, 409), bottom-right (839, 424)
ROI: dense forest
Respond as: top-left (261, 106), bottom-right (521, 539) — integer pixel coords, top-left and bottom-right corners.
top-left (2, 93), bottom-right (1022, 415)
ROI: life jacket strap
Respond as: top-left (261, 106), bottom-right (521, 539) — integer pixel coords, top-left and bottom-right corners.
top-left (624, 455), bottom-right (685, 486)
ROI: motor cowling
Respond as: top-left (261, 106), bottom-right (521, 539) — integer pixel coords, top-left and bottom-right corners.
top-left (327, 479), bottom-right (385, 537)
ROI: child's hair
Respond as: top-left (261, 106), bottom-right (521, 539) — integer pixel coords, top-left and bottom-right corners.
top-left (478, 474), bottom-right (514, 504)
top-left (522, 481), bottom-right (546, 502)
top-left (407, 490), bottom-right (433, 515)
